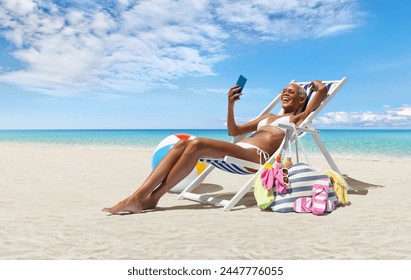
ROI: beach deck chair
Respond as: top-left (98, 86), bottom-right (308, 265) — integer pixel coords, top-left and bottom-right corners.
top-left (178, 77), bottom-right (349, 211)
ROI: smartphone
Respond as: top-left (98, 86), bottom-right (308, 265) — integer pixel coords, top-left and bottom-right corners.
top-left (235, 75), bottom-right (247, 93)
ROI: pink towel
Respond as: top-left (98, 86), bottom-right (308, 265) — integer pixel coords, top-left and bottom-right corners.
top-left (260, 168), bottom-right (278, 190)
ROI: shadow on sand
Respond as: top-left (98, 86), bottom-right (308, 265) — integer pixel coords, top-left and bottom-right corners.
top-left (151, 184), bottom-right (256, 212)
top-left (156, 175), bottom-right (386, 212)
top-left (343, 175), bottom-right (384, 195)
top-left (109, 176), bottom-right (385, 214)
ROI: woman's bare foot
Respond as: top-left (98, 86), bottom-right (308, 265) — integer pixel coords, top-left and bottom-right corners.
top-left (102, 197), bottom-right (143, 214)
top-left (142, 197), bottom-right (158, 210)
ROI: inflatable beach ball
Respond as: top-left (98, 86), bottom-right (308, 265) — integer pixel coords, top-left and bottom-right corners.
top-left (151, 133), bottom-right (207, 193)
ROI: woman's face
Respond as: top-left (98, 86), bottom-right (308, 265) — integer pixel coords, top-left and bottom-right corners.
top-left (280, 84), bottom-right (305, 112)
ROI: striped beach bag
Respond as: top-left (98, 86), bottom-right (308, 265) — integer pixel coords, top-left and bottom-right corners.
top-left (269, 163), bottom-right (338, 212)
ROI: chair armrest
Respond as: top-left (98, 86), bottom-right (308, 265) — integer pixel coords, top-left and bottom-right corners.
top-left (224, 156), bottom-right (262, 170)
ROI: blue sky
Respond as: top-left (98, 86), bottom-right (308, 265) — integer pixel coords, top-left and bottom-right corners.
top-left (0, 0), bottom-right (410, 129)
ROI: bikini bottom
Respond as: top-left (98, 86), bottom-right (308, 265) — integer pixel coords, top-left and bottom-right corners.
top-left (235, 142), bottom-right (270, 164)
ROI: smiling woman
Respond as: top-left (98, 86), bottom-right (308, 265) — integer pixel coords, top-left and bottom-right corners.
top-left (102, 80), bottom-right (329, 214)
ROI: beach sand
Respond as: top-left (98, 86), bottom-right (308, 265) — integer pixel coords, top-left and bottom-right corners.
top-left (1, 143), bottom-right (410, 260)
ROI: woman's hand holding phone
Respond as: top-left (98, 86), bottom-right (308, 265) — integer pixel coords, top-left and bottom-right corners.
top-left (228, 85), bottom-right (242, 106)
top-left (228, 75), bottom-right (247, 107)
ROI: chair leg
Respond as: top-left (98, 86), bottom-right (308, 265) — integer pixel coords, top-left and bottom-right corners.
top-left (311, 132), bottom-right (340, 172)
top-left (178, 165), bottom-right (215, 200)
top-left (311, 133), bottom-right (351, 190)
top-left (224, 175), bottom-right (256, 212)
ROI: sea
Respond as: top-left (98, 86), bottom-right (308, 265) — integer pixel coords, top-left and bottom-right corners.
top-left (1, 129), bottom-right (410, 161)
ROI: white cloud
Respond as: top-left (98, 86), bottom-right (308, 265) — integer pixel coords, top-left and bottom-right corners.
top-left (314, 105), bottom-right (411, 128)
top-left (215, 0), bottom-right (360, 41)
top-left (317, 24), bottom-right (357, 38)
top-left (0, 0), bottom-right (361, 96)
top-left (388, 105), bottom-right (411, 117)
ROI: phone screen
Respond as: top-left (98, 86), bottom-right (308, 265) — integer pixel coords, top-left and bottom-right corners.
top-left (236, 75), bottom-right (247, 93)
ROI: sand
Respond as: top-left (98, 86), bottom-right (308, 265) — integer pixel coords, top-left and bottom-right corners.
top-left (1, 143), bottom-right (410, 260)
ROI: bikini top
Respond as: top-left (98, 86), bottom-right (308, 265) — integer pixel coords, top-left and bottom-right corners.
top-left (257, 116), bottom-right (291, 132)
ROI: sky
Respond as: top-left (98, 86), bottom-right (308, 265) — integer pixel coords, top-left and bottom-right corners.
top-left (0, 0), bottom-right (410, 129)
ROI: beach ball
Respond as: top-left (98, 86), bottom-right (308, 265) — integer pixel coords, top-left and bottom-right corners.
top-left (151, 133), bottom-right (207, 193)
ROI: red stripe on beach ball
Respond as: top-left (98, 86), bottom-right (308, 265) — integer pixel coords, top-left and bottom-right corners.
top-left (175, 133), bottom-right (191, 140)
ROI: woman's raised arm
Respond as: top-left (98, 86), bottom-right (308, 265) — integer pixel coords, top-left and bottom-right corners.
top-left (296, 80), bottom-right (328, 125)
top-left (226, 85), bottom-right (266, 136)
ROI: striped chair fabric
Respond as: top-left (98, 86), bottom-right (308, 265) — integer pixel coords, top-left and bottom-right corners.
top-left (199, 158), bottom-right (254, 175)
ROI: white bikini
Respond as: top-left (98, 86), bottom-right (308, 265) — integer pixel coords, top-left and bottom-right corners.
top-left (235, 116), bottom-right (291, 164)
top-left (256, 115), bottom-right (291, 132)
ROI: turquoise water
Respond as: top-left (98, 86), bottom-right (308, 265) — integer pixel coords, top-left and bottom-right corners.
top-left (0, 129), bottom-right (410, 160)
top-left (0, 129), bottom-right (231, 148)
top-left (299, 130), bottom-right (411, 160)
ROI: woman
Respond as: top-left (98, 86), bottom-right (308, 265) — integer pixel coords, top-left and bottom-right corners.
top-left (102, 80), bottom-right (328, 214)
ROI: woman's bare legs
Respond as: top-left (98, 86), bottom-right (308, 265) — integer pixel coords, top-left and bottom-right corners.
top-left (102, 138), bottom-right (261, 214)
top-left (102, 139), bottom-right (192, 214)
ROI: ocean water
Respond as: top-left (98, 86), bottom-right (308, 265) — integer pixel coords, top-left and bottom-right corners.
top-left (0, 129), bottom-right (410, 160)
top-left (299, 130), bottom-right (411, 160)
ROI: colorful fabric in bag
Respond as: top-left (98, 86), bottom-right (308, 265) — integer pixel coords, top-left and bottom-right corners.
top-left (253, 178), bottom-right (275, 209)
top-left (253, 163), bottom-right (275, 209)
top-left (260, 167), bottom-right (276, 190)
top-left (269, 163), bottom-right (338, 212)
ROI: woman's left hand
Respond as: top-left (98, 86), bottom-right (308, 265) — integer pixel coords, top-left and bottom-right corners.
top-left (308, 80), bottom-right (327, 93)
